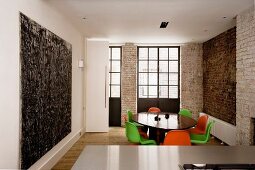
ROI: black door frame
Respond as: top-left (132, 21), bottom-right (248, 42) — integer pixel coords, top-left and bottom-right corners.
top-left (109, 46), bottom-right (122, 126)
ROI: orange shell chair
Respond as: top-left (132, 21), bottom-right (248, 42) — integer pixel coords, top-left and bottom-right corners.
top-left (148, 107), bottom-right (161, 113)
top-left (188, 115), bottom-right (208, 135)
top-left (163, 130), bottom-right (191, 146)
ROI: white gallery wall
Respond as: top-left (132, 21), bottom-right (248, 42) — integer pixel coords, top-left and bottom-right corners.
top-left (0, 0), bottom-right (85, 169)
top-left (86, 40), bottom-right (109, 132)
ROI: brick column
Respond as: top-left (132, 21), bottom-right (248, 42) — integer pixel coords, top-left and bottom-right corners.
top-left (180, 44), bottom-right (203, 119)
top-left (121, 43), bottom-right (137, 126)
top-left (236, 6), bottom-right (255, 145)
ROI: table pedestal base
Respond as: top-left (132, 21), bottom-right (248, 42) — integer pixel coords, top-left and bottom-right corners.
top-left (149, 127), bottom-right (166, 144)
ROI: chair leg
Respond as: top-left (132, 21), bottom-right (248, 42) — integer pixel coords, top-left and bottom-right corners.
top-left (138, 128), bottom-right (148, 138)
top-left (141, 125), bottom-right (148, 133)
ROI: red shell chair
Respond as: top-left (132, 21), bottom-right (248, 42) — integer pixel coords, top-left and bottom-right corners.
top-left (163, 130), bottom-right (191, 146)
top-left (188, 115), bottom-right (208, 134)
top-left (148, 107), bottom-right (161, 113)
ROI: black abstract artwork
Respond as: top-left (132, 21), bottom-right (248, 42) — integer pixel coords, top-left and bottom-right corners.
top-left (20, 13), bottom-right (72, 169)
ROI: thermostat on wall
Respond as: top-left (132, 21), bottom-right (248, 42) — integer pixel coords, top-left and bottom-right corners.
top-left (78, 59), bottom-right (84, 68)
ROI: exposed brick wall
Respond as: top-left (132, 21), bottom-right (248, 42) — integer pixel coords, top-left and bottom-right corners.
top-left (203, 27), bottom-right (236, 125)
top-left (121, 43), bottom-right (137, 126)
top-left (236, 6), bottom-right (255, 145)
top-left (181, 44), bottom-right (203, 120)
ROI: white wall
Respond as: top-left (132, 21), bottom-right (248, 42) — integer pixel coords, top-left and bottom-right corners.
top-left (0, 0), bottom-right (85, 169)
top-left (86, 40), bottom-right (109, 132)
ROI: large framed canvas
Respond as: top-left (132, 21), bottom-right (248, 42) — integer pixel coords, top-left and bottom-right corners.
top-left (20, 13), bottom-right (72, 169)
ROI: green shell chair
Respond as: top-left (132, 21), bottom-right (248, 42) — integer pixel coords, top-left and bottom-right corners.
top-left (127, 110), bottom-right (143, 127)
top-left (190, 121), bottom-right (215, 144)
top-left (125, 121), bottom-right (156, 145)
top-left (179, 108), bottom-right (193, 118)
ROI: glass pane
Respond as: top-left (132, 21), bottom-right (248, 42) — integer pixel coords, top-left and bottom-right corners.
top-left (169, 61), bottom-right (178, 72)
top-left (149, 48), bottom-right (157, 60)
top-left (111, 73), bottom-right (120, 85)
top-left (149, 73), bottom-right (157, 85)
top-left (109, 85), bottom-right (111, 97)
top-left (159, 73), bottom-right (168, 85)
top-left (159, 48), bottom-right (168, 60)
top-left (109, 48), bottom-right (111, 59)
top-left (169, 73), bottom-right (178, 85)
top-left (139, 61), bottom-right (148, 72)
top-left (139, 73), bottom-right (148, 85)
top-left (159, 86), bottom-right (168, 98)
top-left (169, 86), bottom-right (178, 98)
top-left (159, 61), bottom-right (168, 72)
top-left (169, 48), bottom-right (178, 60)
top-left (139, 86), bottom-right (148, 98)
top-left (111, 85), bottom-right (120, 97)
top-left (112, 48), bottom-right (121, 59)
top-left (139, 48), bottom-right (148, 60)
top-left (109, 73), bottom-right (111, 84)
top-left (109, 60), bottom-right (111, 72)
top-left (149, 61), bottom-right (157, 72)
top-left (149, 86), bottom-right (157, 98)
top-left (111, 61), bottom-right (120, 72)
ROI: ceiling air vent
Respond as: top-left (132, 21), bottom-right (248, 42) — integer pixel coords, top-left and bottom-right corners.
top-left (160, 22), bottom-right (169, 28)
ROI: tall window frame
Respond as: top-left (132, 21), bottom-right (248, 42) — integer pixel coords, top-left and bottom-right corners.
top-left (109, 46), bottom-right (122, 98)
top-left (137, 46), bottom-right (180, 99)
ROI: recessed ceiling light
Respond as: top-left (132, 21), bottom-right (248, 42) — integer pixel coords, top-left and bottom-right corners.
top-left (82, 17), bottom-right (87, 20)
top-left (160, 22), bottom-right (169, 28)
top-left (223, 16), bottom-right (227, 19)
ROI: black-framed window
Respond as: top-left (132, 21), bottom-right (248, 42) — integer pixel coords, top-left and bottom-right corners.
top-left (138, 47), bottom-right (180, 99)
top-left (109, 47), bottom-right (121, 97)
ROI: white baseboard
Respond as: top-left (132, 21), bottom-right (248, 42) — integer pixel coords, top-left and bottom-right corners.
top-left (29, 128), bottom-right (84, 170)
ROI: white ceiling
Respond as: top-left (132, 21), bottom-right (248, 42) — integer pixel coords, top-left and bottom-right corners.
top-left (48, 0), bottom-right (254, 44)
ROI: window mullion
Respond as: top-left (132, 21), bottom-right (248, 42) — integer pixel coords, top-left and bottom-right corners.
top-left (110, 48), bottom-right (112, 97)
top-left (157, 48), bottom-right (159, 99)
top-left (147, 48), bottom-right (149, 98)
top-left (168, 48), bottom-right (169, 98)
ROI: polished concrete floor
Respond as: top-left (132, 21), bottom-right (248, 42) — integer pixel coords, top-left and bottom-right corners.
top-left (52, 127), bottom-right (224, 170)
